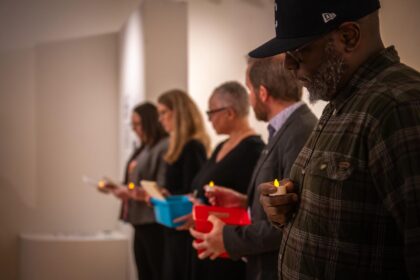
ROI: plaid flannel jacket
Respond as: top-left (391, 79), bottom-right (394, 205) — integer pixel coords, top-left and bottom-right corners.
top-left (280, 47), bottom-right (420, 280)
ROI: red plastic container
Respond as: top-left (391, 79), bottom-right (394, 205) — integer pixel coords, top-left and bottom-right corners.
top-left (193, 205), bottom-right (251, 258)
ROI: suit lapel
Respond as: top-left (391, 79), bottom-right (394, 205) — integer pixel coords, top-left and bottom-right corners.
top-left (247, 104), bottom-right (310, 204)
top-left (246, 125), bottom-right (285, 202)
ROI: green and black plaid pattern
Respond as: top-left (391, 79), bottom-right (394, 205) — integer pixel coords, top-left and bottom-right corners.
top-left (281, 47), bottom-right (420, 279)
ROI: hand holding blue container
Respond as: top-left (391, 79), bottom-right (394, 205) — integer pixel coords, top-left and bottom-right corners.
top-left (141, 180), bottom-right (193, 228)
top-left (151, 196), bottom-right (193, 228)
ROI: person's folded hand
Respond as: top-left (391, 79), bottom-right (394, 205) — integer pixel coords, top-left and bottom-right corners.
top-left (190, 215), bottom-right (226, 260)
top-left (259, 179), bottom-right (299, 226)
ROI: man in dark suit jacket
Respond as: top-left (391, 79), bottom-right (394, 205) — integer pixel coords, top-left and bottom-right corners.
top-left (190, 54), bottom-right (317, 280)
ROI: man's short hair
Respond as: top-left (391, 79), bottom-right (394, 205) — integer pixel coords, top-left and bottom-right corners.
top-left (248, 56), bottom-right (302, 102)
top-left (213, 81), bottom-right (249, 117)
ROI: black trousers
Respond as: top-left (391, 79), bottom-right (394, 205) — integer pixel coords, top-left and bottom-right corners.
top-left (191, 254), bottom-right (246, 280)
top-left (133, 223), bottom-right (165, 280)
top-left (162, 228), bottom-right (193, 280)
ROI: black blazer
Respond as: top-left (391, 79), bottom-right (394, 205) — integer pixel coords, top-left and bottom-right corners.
top-left (223, 104), bottom-right (317, 280)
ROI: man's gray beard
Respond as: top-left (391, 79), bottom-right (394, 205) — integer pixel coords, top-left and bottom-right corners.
top-left (306, 42), bottom-right (346, 104)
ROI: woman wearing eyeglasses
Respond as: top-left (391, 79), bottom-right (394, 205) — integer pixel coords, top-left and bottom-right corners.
top-left (157, 89), bottom-right (211, 280)
top-left (190, 81), bottom-right (265, 280)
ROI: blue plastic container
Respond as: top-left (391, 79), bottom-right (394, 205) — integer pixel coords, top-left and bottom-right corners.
top-left (151, 195), bottom-right (193, 228)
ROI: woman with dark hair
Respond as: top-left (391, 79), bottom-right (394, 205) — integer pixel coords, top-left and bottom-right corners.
top-left (105, 102), bottom-right (168, 280)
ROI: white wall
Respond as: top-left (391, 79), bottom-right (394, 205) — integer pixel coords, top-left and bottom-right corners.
top-left (0, 34), bottom-right (121, 280)
top-left (34, 34), bottom-right (120, 232)
top-left (380, 0), bottom-right (420, 71)
top-left (143, 0), bottom-right (188, 103)
top-left (0, 1), bottom-right (142, 277)
top-left (0, 0), bottom-right (141, 51)
top-left (0, 48), bottom-right (38, 280)
top-left (118, 7), bottom-right (146, 178)
top-left (188, 0), bottom-right (276, 145)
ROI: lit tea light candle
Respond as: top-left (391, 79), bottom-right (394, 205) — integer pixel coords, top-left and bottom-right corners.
top-left (98, 180), bottom-right (106, 188)
top-left (205, 180), bottom-right (215, 192)
top-left (128, 182), bottom-right (135, 190)
top-left (269, 179), bottom-right (287, 196)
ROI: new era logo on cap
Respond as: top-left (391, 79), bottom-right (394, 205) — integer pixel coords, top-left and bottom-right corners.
top-left (322, 12), bottom-right (337, 23)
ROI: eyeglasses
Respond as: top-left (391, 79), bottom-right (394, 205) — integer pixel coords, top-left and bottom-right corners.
top-left (285, 39), bottom-right (315, 65)
top-left (206, 107), bottom-right (228, 118)
top-left (285, 29), bottom-right (337, 66)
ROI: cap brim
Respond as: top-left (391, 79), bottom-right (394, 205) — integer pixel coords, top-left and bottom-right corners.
top-left (248, 34), bottom-right (321, 58)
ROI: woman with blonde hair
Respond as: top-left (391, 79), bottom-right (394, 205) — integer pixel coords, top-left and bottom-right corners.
top-left (157, 89), bottom-right (210, 280)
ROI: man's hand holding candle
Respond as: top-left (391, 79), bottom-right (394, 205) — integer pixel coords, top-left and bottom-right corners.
top-left (259, 179), bottom-right (299, 226)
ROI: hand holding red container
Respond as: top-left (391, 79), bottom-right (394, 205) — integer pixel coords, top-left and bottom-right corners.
top-left (190, 204), bottom-right (251, 259)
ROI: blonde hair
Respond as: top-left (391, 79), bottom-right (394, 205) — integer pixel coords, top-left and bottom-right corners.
top-left (158, 89), bottom-right (211, 163)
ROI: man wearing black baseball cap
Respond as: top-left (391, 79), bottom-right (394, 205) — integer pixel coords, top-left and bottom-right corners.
top-left (255, 0), bottom-right (420, 279)
top-left (249, 0), bottom-right (381, 58)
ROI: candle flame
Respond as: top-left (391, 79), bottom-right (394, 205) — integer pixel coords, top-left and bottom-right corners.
top-left (274, 179), bottom-right (280, 188)
top-left (128, 182), bottom-right (135, 190)
top-left (209, 181), bottom-right (215, 188)
top-left (98, 180), bottom-right (105, 188)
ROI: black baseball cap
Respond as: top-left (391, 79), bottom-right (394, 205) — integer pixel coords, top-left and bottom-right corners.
top-left (249, 0), bottom-right (381, 58)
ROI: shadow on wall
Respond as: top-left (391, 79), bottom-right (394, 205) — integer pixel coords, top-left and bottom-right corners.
top-left (0, 176), bottom-right (31, 280)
